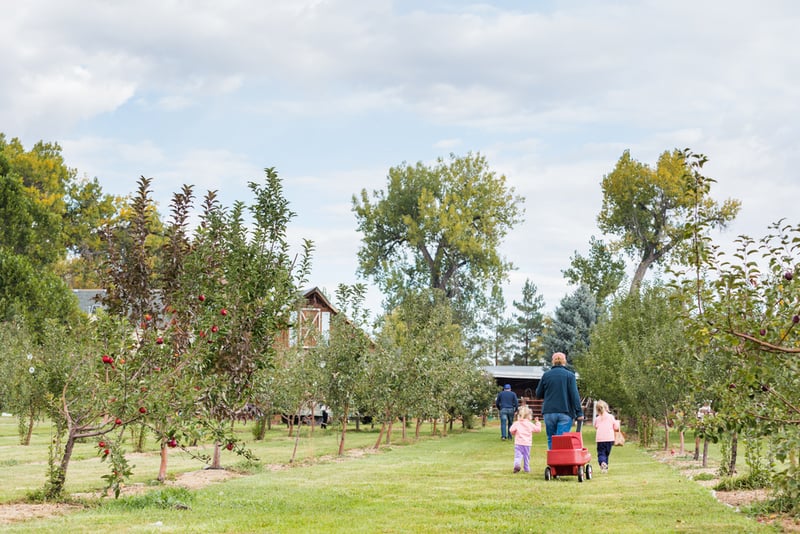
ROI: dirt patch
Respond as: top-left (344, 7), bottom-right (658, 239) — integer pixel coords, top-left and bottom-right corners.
top-left (0, 467), bottom-right (244, 525)
top-left (651, 449), bottom-right (800, 532)
top-left (0, 503), bottom-right (81, 525)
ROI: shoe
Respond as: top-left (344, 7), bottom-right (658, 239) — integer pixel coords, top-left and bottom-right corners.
top-left (600, 462), bottom-right (608, 473)
top-left (513, 466), bottom-right (520, 473)
top-left (501, 437), bottom-right (506, 440)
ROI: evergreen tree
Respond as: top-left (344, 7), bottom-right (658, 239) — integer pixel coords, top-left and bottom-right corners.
top-left (542, 285), bottom-right (597, 363)
top-left (511, 279), bottom-right (546, 365)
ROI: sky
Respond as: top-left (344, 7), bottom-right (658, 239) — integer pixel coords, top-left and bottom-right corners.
top-left (3, 1), bottom-right (800, 318)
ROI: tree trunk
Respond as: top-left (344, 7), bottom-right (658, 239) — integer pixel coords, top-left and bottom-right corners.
top-left (256, 414), bottom-right (268, 440)
top-left (385, 416), bottom-right (394, 445)
top-left (415, 418), bottom-right (422, 439)
top-left (728, 432), bottom-right (738, 475)
top-left (136, 424), bottom-right (147, 452)
top-left (373, 422), bottom-right (386, 450)
top-left (679, 431), bottom-right (685, 455)
top-left (693, 435), bottom-right (700, 461)
top-left (630, 253), bottom-right (657, 294)
top-left (401, 415), bottom-right (407, 441)
top-left (663, 413), bottom-right (670, 451)
top-left (157, 442), bottom-right (168, 482)
top-left (22, 406), bottom-right (35, 446)
top-left (337, 403), bottom-right (349, 456)
top-left (702, 437), bottom-right (709, 468)
top-left (51, 432), bottom-right (78, 498)
top-left (290, 427), bottom-right (301, 463)
top-left (210, 442), bottom-right (222, 469)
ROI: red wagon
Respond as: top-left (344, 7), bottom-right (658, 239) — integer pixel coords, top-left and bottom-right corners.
top-left (544, 421), bottom-right (593, 482)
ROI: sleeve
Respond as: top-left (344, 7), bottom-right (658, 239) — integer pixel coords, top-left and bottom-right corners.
top-left (532, 420), bottom-right (542, 433)
top-left (535, 379), bottom-right (543, 399)
top-left (570, 376), bottom-right (583, 418)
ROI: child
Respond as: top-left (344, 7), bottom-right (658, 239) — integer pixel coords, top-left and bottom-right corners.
top-left (593, 400), bottom-right (620, 473)
top-left (509, 405), bottom-right (542, 473)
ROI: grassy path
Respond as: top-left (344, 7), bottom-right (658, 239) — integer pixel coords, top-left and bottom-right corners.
top-left (1, 422), bottom-right (774, 533)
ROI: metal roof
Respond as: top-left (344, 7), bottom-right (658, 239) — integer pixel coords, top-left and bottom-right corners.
top-left (483, 365), bottom-right (546, 380)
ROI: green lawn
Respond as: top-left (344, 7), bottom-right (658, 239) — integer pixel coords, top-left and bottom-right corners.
top-left (0, 415), bottom-right (776, 533)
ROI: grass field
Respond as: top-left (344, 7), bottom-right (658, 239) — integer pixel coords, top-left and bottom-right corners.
top-left (0, 415), bottom-right (778, 533)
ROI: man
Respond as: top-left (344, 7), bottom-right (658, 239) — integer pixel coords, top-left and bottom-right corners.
top-left (495, 383), bottom-right (518, 440)
top-left (535, 352), bottom-right (584, 449)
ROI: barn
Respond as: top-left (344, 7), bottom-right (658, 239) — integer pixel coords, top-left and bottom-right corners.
top-left (483, 365), bottom-right (591, 419)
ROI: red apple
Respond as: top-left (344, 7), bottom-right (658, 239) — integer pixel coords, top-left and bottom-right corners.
top-left (211, 325), bottom-right (219, 333)
top-left (98, 441), bottom-right (106, 448)
top-left (198, 294), bottom-right (206, 302)
top-left (139, 406), bottom-right (147, 414)
top-left (226, 442), bottom-right (234, 451)
top-left (198, 330), bottom-right (206, 338)
top-left (220, 308), bottom-right (228, 316)
top-left (104, 449), bottom-right (110, 456)
top-left (167, 438), bottom-right (177, 448)
top-left (759, 328), bottom-right (766, 336)
top-left (785, 271), bottom-right (794, 281)
top-left (144, 313), bottom-right (152, 321)
top-left (156, 337), bottom-right (164, 345)
top-left (793, 315), bottom-right (800, 324)
top-left (101, 354), bottom-right (114, 365)
top-left (115, 418), bottom-right (123, 425)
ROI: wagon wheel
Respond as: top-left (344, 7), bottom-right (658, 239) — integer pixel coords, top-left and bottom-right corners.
top-left (585, 464), bottom-right (593, 480)
top-left (577, 466), bottom-right (584, 482)
top-left (544, 467), bottom-right (552, 481)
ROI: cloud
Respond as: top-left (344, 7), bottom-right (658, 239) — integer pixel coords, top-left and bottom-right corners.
top-left (4, 0), bottom-right (800, 320)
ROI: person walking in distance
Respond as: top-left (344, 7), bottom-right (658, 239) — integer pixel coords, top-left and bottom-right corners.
top-left (495, 384), bottom-right (518, 440)
top-left (535, 352), bottom-right (584, 449)
top-left (509, 405), bottom-right (542, 473)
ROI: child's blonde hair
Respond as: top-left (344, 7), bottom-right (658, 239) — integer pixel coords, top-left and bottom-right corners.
top-left (517, 405), bottom-right (532, 420)
top-left (595, 400), bottom-right (609, 415)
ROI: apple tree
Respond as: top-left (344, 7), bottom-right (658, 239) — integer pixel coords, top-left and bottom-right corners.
top-left (320, 284), bottom-right (373, 455)
top-left (674, 219), bottom-right (800, 511)
top-left (178, 169), bottom-right (312, 468)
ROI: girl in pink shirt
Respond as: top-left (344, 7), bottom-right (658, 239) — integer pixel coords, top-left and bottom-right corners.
top-left (509, 405), bottom-right (542, 473)
top-left (593, 400), bottom-right (620, 473)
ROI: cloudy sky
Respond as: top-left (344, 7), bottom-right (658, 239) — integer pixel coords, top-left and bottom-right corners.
top-left (3, 1), bottom-right (799, 317)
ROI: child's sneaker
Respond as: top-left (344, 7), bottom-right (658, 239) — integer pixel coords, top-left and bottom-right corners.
top-left (600, 462), bottom-right (608, 473)
top-left (513, 466), bottom-right (521, 473)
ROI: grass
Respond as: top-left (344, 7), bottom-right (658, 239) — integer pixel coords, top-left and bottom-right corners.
top-left (0, 415), bottom-right (778, 533)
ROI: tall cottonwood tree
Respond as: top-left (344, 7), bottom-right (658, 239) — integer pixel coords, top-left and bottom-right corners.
top-left (0, 135), bottom-right (116, 329)
top-left (352, 152), bottom-right (524, 326)
top-left (598, 149), bottom-right (739, 293)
